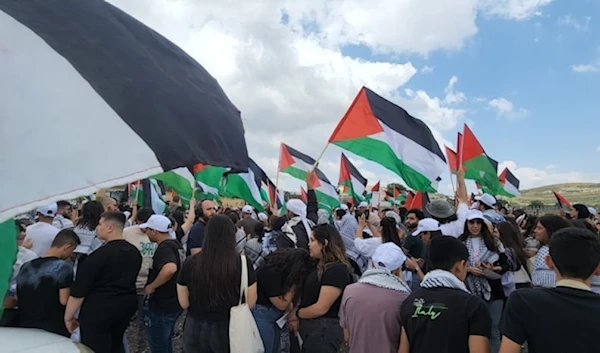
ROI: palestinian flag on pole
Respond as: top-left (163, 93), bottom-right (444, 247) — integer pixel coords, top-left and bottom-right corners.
top-left (222, 159), bottom-right (269, 211)
top-left (279, 144), bottom-right (340, 211)
top-left (445, 145), bottom-right (459, 174)
top-left (366, 181), bottom-right (381, 206)
top-left (460, 124), bottom-right (501, 192)
top-left (338, 153), bottom-right (368, 202)
top-left (192, 164), bottom-right (229, 200)
top-left (151, 167), bottom-right (196, 205)
top-left (552, 191), bottom-right (572, 210)
top-left (498, 168), bottom-right (520, 197)
top-left (328, 87), bottom-right (446, 192)
top-left (405, 191), bottom-right (430, 211)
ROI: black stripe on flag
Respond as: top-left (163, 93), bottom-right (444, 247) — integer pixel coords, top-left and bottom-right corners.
top-left (0, 0), bottom-right (248, 171)
top-left (285, 144), bottom-right (334, 185)
top-left (504, 169), bottom-right (520, 190)
top-left (363, 88), bottom-right (446, 162)
top-left (341, 153), bottom-right (367, 187)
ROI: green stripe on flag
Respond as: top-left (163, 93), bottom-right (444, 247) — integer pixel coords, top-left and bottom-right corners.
top-left (333, 137), bottom-right (437, 192)
top-left (0, 219), bottom-right (18, 317)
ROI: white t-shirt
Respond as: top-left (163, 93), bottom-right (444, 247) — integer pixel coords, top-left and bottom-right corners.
top-left (24, 222), bottom-right (60, 256)
top-left (123, 225), bottom-right (156, 293)
top-left (440, 203), bottom-right (469, 238)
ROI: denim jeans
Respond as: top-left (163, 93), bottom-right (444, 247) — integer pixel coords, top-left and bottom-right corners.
top-left (299, 317), bottom-right (344, 353)
top-left (487, 299), bottom-right (504, 353)
top-left (143, 307), bottom-right (181, 353)
top-left (252, 304), bottom-right (284, 353)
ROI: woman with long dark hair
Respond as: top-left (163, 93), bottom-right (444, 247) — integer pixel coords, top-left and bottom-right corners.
top-left (176, 214), bottom-right (257, 352)
top-left (291, 224), bottom-right (351, 353)
top-left (494, 222), bottom-right (530, 292)
top-left (531, 214), bottom-right (571, 289)
top-left (252, 248), bottom-right (311, 353)
top-left (458, 210), bottom-right (509, 353)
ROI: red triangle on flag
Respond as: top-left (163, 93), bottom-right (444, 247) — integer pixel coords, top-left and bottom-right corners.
top-left (279, 143), bottom-right (295, 172)
top-left (328, 87), bottom-right (384, 143)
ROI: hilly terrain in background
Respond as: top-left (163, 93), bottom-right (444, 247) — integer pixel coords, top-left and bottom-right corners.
top-left (510, 183), bottom-right (600, 208)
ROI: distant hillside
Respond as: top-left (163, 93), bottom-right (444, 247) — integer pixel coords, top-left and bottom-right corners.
top-left (510, 183), bottom-right (600, 208)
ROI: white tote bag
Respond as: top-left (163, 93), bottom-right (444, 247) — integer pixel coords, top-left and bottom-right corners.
top-left (229, 255), bottom-right (264, 353)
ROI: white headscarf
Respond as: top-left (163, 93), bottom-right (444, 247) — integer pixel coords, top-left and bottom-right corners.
top-left (286, 199), bottom-right (312, 239)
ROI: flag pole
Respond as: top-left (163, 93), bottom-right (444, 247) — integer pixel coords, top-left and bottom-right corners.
top-left (273, 144), bottom-right (282, 209)
top-left (311, 142), bottom-right (330, 171)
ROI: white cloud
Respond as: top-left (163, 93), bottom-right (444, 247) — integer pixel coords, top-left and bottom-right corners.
top-left (558, 15), bottom-right (591, 32)
top-left (572, 64), bottom-right (599, 73)
top-left (479, 0), bottom-right (552, 21)
top-left (107, 0), bottom-right (568, 193)
top-left (488, 97), bottom-right (529, 119)
top-left (444, 76), bottom-right (467, 104)
top-left (420, 66), bottom-right (434, 73)
top-left (499, 161), bottom-right (600, 190)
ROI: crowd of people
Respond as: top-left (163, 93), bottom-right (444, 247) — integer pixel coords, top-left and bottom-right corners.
top-left (2, 169), bottom-right (600, 353)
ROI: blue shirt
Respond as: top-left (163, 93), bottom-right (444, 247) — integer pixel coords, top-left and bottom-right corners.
top-left (186, 220), bottom-right (206, 256)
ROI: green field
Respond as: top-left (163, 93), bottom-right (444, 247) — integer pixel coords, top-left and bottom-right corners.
top-left (509, 183), bottom-right (600, 208)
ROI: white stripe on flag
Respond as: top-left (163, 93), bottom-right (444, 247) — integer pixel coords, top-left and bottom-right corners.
top-left (0, 10), bottom-right (162, 221)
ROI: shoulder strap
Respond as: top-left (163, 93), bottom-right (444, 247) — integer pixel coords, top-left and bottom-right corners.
top-left (239, 255), bottom-right (248, 305)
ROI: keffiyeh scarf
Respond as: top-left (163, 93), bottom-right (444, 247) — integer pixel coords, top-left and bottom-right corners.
top-left (464, 236), bottom-right (504, 301)
top-left (420, 269), bottom-right (470, 293)
top-left (358, 268), bottom-right (412, 293)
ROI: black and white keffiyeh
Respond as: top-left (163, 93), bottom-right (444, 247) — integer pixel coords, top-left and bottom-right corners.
top-left (420, 270), bottom-right (470, 293)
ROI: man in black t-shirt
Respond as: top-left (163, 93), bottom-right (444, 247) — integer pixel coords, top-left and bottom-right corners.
top-left (16, 229), bottom-right (80, 337)
top-left (400, 236), bottom-right (491, 353)
top-left (500, 227), bottom-right (600, 353)
top-left (65, 211), bottom-right (142, 353)
top-left (140, 215), bottom-right (184, 353)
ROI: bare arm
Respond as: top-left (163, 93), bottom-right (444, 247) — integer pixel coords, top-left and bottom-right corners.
top-left (146, 263), bottom-right (178, 294)
top-left (398, 327), bottom-right (410, 353)
top-left (176, 284), bottom-right (190, 310)
top-left (468, 335), bottom-right (491, 353)
top-left (343, 328), bottom-right (350, 343)
top-left (297, 286), bottom-right (342, 319)
top-left (190, 247), bottom-right (201, 255)
top-left (59, 288), bottom-right (70, 306)
top-left (498, 336), bottom-right (521, 353)
top-left (247, 283), bottom-right (258, 308)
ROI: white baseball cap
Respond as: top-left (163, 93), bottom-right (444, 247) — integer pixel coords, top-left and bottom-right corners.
top-left (242, 205), bottom-right (254, 214)
top-left (466, 209), bottom-right (485, 221)
top-left (339, 204), bottom-right (349, 211)
top-left (358, 201), bottom-right (369, 208)
top-left (139, 215), bottom-right (172, 233)
top-left (371, 243), bottom-right (406, 271)
top-left (412, 218), bottom-right (441, 236)
top-left (588, 207), bottom-right (597, 217)
top-left (474, 193), bottom-right (496, 207)
top-left (36, 203), bottom-right (58, 218)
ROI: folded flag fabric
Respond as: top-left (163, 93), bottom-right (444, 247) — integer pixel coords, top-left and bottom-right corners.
top-left (279, 144), bottom-right (340, 211)
top-left (329, 87), bottom-right (446, 192)
top-left (0, 0), bottom-right (248, 222)
top-left (339, 153), bottom-right (368, 202)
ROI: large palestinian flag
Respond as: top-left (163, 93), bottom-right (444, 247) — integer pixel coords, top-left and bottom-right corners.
top-left (279, 144), bottom-right (340, 211)
top-left (151, 168), bottom-right (197, 205)
top-left (0, 0), bottom-right (250, 315)
top-left (192, 164), bottom-right (230, 200)
top-left (339, 153), bottom-right (368, 202)
top-left (460, 124), bottom-right (501, 192)
top-left (329, 87), bottom-right (446, 192)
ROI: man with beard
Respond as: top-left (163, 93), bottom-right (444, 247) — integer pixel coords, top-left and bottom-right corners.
top-left (186, 200), bottom-right (217, 256)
